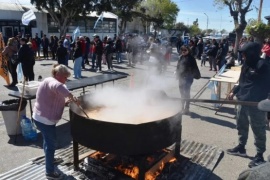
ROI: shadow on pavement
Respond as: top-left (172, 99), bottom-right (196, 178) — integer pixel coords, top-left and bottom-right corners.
top-left (7, 121), bottom-right (72, 150)
top-left (190, 112), bottom-right (236, 129)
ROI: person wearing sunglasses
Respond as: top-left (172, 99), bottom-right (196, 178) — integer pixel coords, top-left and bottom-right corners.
top-left (176, 45), bottom-right (200, 115)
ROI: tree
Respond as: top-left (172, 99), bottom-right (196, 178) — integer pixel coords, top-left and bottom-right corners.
top-left (140, 0), bottom-right (179, 37)
top-left (110, 0), bottom-right (143, 34)
top-left (214, 0), bottom-right (253, 53)
top-left (174, 22), bottom-right (189, 33)
top-left (220, 29), bottom-right (228, 34)
top-left (246, 19), bottom-right (270, 43)
top-left (31, 0), bottom-right (112, 37)
top-left (189, 25), bottom-right (201, 36)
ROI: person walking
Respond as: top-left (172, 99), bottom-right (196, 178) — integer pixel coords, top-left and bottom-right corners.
top-left (227, 42), bottom-right (270, 168)
top-left (33, 64), bottom-right (79, 180)
top-left (176, 45), bottom-right (200, 115)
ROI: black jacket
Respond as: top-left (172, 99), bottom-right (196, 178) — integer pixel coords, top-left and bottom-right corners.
top-left (176, 54), bottom-right (198, 79)
top-left (18, 44), bottom-right (35, 65)
top-left (56, 45), bottom-right (67, 60)
top-left (95, 39), bottom-right (103, 55)
top-left (233, 42), bottom-right (270, 102)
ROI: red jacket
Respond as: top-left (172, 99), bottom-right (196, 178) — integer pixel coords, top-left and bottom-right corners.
top-left (262, 44), bottom-right (270, 57)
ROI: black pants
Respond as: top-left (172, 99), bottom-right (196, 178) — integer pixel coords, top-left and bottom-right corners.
top-left (22, 64), bottom-right (35, 81)
top-left (96, 54), bottom-right (102, 71)
top-left (43, 47), bottom-right (49, 59)
top-left (8, 59), bottom-right (18, 84)
top-left (179, 77), bottom-right (193, 110)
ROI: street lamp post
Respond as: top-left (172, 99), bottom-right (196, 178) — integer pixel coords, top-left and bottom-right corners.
top-left (204, 13), bottom-right (209, 35)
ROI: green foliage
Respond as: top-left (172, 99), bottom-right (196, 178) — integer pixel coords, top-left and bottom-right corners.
top-left (174, 22), bottom-right (189, 33)
top-left (140, 0), bottom-right (179, 29)
top-left (246, 21), bottom-right (270, 42)
top-left (189, 25), bottom-right (202, 36)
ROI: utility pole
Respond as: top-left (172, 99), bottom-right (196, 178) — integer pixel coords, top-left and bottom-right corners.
top-left (204, 13), bottom-right (209, 35)
top-left (258, 0), bottom-right (263, 22)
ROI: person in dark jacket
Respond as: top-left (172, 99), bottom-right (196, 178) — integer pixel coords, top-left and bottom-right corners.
top-left (215, 43), bottom-right (223, 70)
top-left (176, 45), bottom-right (200, 115)
top-left (227, 42), bottom-right (270, 168)
top-left (208, 39), bottom-right (218, 71)
top-left (84, 37), bottom-right (90, 65)
top-left (56, 41), bottom-right (67, 65)
top-left (18, 38), bottom-right (35, 81)
top-left (94, 35), bottom-right (103, 72)
top-left (41, 34), bottom-right (49, 59)
top-left (104, 38), bottom-right (114, 71)
top-left (72, 41), bottom-right (83, 78)
top-left (115, 36), bottom-right (123, 63)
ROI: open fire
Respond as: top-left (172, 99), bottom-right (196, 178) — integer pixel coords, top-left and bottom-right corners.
top-left (82, 147), bottom-right (178, 180)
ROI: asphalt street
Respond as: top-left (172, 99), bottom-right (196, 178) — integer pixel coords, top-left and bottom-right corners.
top-left (1, 50), bottom-right (270, 179)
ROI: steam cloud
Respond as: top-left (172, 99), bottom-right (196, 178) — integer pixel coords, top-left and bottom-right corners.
top-left (83, 71), bottom-right (181, 124)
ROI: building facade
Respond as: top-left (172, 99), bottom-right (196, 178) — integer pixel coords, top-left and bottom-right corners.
top-left (0, 3), bottom-right (118, 41)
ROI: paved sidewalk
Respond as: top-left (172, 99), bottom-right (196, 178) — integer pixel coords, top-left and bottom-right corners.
top-left (1, 53), bottom-right (270, 179)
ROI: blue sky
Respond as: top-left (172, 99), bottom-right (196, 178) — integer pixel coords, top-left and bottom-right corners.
top-left (1, 0), bottom-right (269, 33)
top-left (173, 0), bottom-right (270, 32)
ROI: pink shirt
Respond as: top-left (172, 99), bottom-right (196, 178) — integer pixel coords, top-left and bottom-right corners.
top-left (33, 77), bottom-right (70, 122)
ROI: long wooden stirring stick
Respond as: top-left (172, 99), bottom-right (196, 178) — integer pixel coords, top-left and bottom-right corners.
top-left (71, 96), bottom-right (90, 118)
top-left (14, 77), bottom-right (26, 144)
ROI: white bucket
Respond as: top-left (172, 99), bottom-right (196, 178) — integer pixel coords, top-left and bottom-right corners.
top-left (1, 109), bottom-right (26, 135)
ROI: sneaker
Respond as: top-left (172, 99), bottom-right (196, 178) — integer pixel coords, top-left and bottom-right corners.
top-left (227, 144), bottom-right (247, 157)
top-left (54, 157), bottom-right (63, 164)
top-left (248, 154), bottom-right (265, 168)
top-left (96, 70), bottom-right (101, 73)
top-left (46, 172), bottom-right (62, 180)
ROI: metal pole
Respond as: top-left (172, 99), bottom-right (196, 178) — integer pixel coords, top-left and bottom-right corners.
top-left (204, 13), bottom-right (209, 34)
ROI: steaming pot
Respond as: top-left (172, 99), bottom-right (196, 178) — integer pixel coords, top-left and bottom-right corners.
top-left (69, 92), bottom-right (182, 155)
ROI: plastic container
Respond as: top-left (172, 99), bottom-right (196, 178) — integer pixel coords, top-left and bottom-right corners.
top-left (1, 109), bottom-right (25, 135)
top-left (20, 115), bottom-right (37, 141)
top-left (16, 81), bottom-right (40, 96)
top-left (0, 99), bottom-right (27, 135)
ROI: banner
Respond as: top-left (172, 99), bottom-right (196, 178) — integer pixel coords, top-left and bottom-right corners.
top-left (72, 27), bottom-right (80, 43)
top-left (22, 9), bottom-right (36, 26)
top-left (93, 12), bottom-right (103, 29)
top-left (0, 33), bottom-right (10, 85)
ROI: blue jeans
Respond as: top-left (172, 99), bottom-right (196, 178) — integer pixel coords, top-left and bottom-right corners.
top-left (34, 120), bottom-right (56, 174)
top-left (73, 56), bottom-right (82, 78)
top-left (116, 52), bottom-right (122, 63)
top-left (92, 53), bottom-right (96, 68)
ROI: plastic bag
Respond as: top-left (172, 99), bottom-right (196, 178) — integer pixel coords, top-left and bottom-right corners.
top-left (17, 63), bottom-right (23, 82)
top-left (0, 99), bottom-right (27, 111)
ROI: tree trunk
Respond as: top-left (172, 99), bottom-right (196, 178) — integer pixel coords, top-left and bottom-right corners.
top-left (123, 21), bottom-right (127, 34)
top-left (234, 30), bottom-right (242, 54)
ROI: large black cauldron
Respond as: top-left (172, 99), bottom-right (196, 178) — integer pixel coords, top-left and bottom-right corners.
top-left (69, 93), bottom-right (182, 156)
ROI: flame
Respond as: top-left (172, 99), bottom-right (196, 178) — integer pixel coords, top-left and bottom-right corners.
top-left (169, 157), bottom-right (177, 163)
top-left (116, 165), bottom-right (139, 179)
